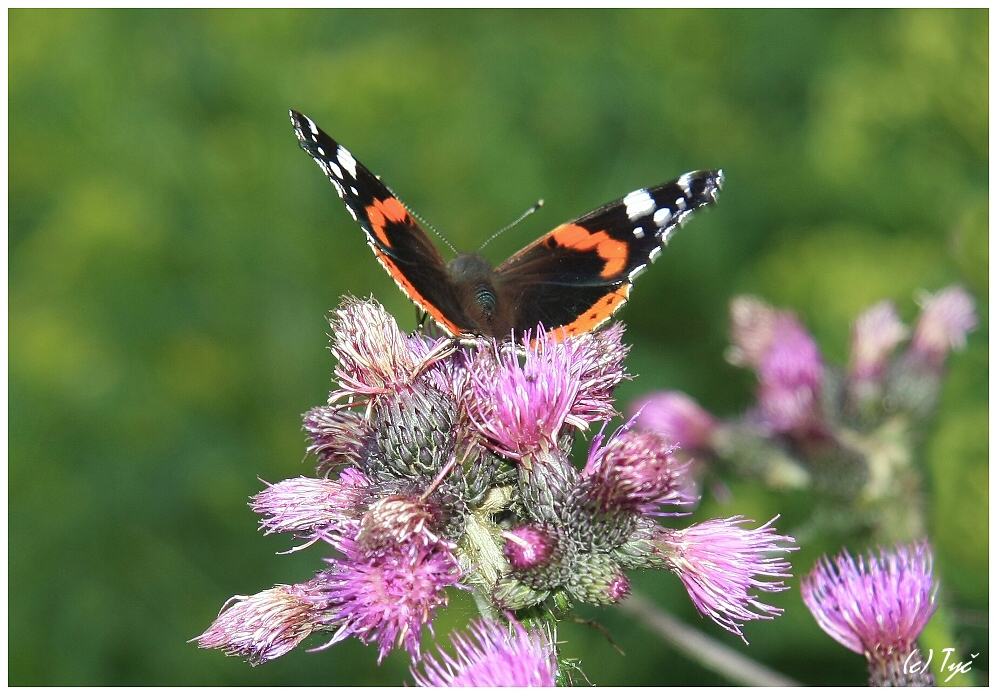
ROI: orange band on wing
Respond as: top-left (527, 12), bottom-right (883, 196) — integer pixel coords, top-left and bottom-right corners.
top-left (551, 224), bottom-right (627, 279)
top-left (365, 197), bottom-right (411, 249)
top-left (556, 285), bottom-right (631, 338)
top-left (369, 245), bottom-right (464, 337)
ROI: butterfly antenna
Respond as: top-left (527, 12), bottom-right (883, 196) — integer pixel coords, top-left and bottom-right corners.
top-left (477, 199), bottom-right (544, 252)
top-left (384, 183), bottom-right (459, 255)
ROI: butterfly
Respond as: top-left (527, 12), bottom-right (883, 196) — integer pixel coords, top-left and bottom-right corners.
top-left (290, 110), bottom-right (722, 341)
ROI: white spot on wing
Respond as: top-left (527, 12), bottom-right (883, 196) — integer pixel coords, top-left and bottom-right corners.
top-left (350, 186), bottom-right (358, 195)
top-left (306, 117), bottom-right (319, 136)
top-left (633, 226), bottom-right (645, 239)
top-left (676, 172), bottom-right (693, 196)
top-left (345, 204), bottom-right (358, 221)
top-left (331, 179), bottom-right (345, 199)
top-left (653, 208), bottom-right (672, 227)
top-left (675, 197), bottom-right (687, 211)
top-left (624, 189), bottom-right (655, 221)
top-left (649, 246), bottom-right (663, 262)
top-left (628, 264), bottom-right (647, 281)
top-left (337, 146), bottom-right (358, 178)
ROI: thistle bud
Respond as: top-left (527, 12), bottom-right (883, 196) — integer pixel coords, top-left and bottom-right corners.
top-left (370, 383), bottom-right (457, 480)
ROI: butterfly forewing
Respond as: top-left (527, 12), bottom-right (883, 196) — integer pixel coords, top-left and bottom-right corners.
top-left (290, 110), bottom-right (474, 336)
top-left (494, 170), bottom-right (723, 336)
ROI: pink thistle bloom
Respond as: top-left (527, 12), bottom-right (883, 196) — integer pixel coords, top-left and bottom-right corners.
top-left (630, 390), bottom-right (718, 449)
top-left (357, 494), bottom-right (443, 552)
top-left (466, 326), bottom-right (627, 459)
top-left (465, 337), bottom-right (580, 460)
top-left (909, 285), bottom-right (977, 368)
top-left (568, 323), bottom-right (629, 424)
top-left (502, 524), bottom-right (557, 571)
top-left (303, 406), bottom-right (370, 473)
top-left (800, 542), bottom-right (937, 661)
top-left (194, 580), bottom-right (327, 665)
top-left (328, 296), bottom-right (447, 400)
top-left (411, 618), bottom-right (558, 687)
top-left (727, 296), bottom-right (779, 369)
top-left (849, 300), bottom-right (908, 382)
top-left (251, 469), bottom-right (369, 537)
top-left (583, 427), bottom-right (696, 514)
top-left (756, 314), bottom-right (823, 433)
top-left (657, 516), bottom-right (796, 641)
top-left (318, 540), bottom-right (461, 662)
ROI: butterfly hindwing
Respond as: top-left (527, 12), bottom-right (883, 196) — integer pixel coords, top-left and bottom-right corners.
top-left (289, 110), bottom-right (474, 336)
top-left (494, 170), bottom-right (724, 337)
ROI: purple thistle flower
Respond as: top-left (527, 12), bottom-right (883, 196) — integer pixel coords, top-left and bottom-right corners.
top-left (318, 539), bottom-right (461, 662)
top-left (800, 542), bottom-right (937, 669)
top-left (465, 335), bottom-right (580, 460)
top-left (502, 524), bottom-right (557, 571)
top-left (303, 406), bottom-right (370, 473)
top-left (756, 314), bottom-right (823, 434)
top-left (908, 285), bottom-right (977, 368)
top-left (328, 296), bottom-right (446, 400)
top-left (630, 390), bottom-right (718, 450)
top-left (194, 580), bottom-right (327, 665)
top-left (656, 516), bottom-right (796, 641)
top-left (251, 470), bottom-right (369, 537)
top-left (583, 427), bottom-right (696, 514)
top-left (357, 493), bottom-right (444, 552)
top-left (849, 300), bottom-right (908, 382)
top-left (568, 323), bottom-right (629, 424)
top-left (727, 295), bottom-right (779, 369)
top-left (411, 617), bottom-right (558, 687)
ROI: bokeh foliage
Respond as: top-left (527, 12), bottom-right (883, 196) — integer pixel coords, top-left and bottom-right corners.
top-left (9, 8), bottom-right (987, 686)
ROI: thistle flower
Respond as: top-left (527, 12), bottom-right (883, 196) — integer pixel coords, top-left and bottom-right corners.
top-left (503, 524), bottom-right (558, 571)
top-left (318, 540), bottom-right (461, 662)
top-left (655, 516), bottom-right (796, 641)
top-left (630, 390), bottom-right (718, 450)
top-left (194, 580), bottom-right (328, 665)
top-left (411, 618), bottom-right (558, 687)
top-left (756, 314), bottom-right (823, 434)
top-left (908, 285), bottom-right (977, 368)
top-left (569, 322), bottom-right (630, 424)
top-left (357, 494), bottom-right (444, 552)
top-left (251, 470), bottom-right (369, 538)
top-left (303, 406), bottom-right (370, 473)
top-left (465, 335), bottom-right (581, 459)
top-left (328, 296), bottom-right (429, 399)
top-left (801, 542), bottom-right (938, 686)
top-left (849, 300), bottom-right (908, 382)
top-left (582, 427), bottom-right (695, 514)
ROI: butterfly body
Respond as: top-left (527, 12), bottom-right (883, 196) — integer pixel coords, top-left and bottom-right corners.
top-left (290, 110), bottom-right (722, 340)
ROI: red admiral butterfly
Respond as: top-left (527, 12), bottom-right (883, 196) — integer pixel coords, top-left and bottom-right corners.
top-left (291, 110), bottom-right (722, 341)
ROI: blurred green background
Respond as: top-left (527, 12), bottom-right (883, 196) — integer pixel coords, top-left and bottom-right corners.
top-left (9, 8), bottom-right (987, 686)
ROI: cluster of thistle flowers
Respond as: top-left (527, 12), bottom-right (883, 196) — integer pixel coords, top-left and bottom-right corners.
top-left (632, 285), bottom-right (978, 499)
top-left (196, 295), bottom-right (798, 682)
top-left (802, 541), bottom-right (938, 686)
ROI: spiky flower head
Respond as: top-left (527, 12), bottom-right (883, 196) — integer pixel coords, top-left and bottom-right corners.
top-left (251, 469), bottom-right (369, 538)
top-left (655, 516), bottom-right (796, 641)
top-left (328, 296), bottom-right (451, 400)
top-left (503, 524), bottom-right (558, 571)
top-left (411, 618), bottom-right (558, 687)
top-left (909, 285), bottom-right (977, 368)
top-left (756, 314), bottom-right (823, 434)
top-left (194, 580), bottom-right (327, 665)
top-left (303, 406), bottom-right (370, 473)
top-left (849, 300), bottom-right (908, 382)
top-left (630, 390), bottom-right (718, 450)
top-left (318, 540), bottom-right (461, 662)
top-left (800, 542), bottom-right (938, 685)
top-left (582, 426), bottom-right (695, 515)
top-left (465, 333), bottom-right (581, 460)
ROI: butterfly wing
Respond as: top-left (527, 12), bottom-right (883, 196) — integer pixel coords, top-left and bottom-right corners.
top-left (494, 170), bottom-right (723, 338)
top-left (290, 110), bottom-right (475, 336)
